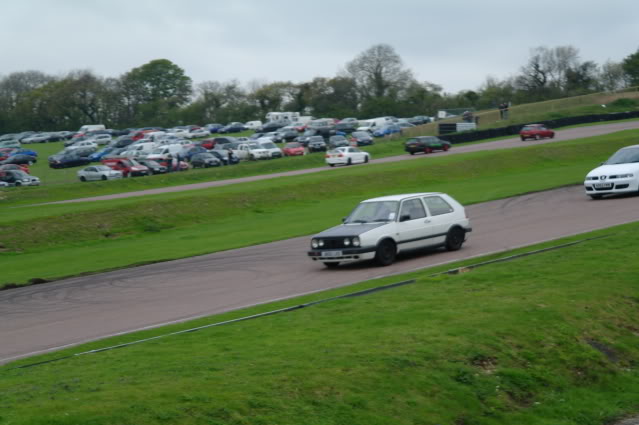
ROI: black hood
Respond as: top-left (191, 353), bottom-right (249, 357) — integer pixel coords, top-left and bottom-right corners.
top-left (314, 222), bottom-right (388, 238)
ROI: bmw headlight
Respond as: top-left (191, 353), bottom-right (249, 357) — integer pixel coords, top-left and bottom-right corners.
top-left (618, 173), bottom-right (634, 178)
top-left (311, 239), bottom-right (318, 249)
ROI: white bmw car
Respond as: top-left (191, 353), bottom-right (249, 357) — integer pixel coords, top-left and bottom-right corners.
top-left (308, 193), bottom-right (471, 267)
top-left (584, 144), bottom-right (639, 199)
top-left (325, 147), bottom-right (370, 167)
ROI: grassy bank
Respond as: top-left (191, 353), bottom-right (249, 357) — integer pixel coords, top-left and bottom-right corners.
top-left (1, 130), bottom-right (637, 287)
top-left (2, 222), bottom-right (638, 425)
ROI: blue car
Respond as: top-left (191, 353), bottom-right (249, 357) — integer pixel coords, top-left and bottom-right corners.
top-left (9, 148), bottom-right (38, 157)
top-left (88, 147), bottom-right (115, 162)
top-left (373, 124), bottom-right (402, 137)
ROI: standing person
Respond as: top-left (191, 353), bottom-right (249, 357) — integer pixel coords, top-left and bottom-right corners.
top-left (165, 154), bottom-right (173, 173)
top-left (503, 102), bottom-right (510, 120)
top-left (171, 154), bottom-right (179, 172)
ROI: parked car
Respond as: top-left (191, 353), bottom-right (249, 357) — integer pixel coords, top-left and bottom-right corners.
top-left (190, 152), bottom-right (223, 168)
top-left (307, 136), bottom-right (327, 152)
top-left (87, 134), bottom-right (113, 145)
top-left (325, 147), bottom-right (370, 167)
top-left (21, 133), bottom-right (51, 144)
top-left (404, 136), bottom-right (451, 155)
top-left (282, 142), bottom-right (306, 156)
top-left (0, 140), bottom-right (21, 149)
top-left (1, 154), bottom-right (37, 165)
top-left (0, 169), bottom-right (40, 186)
top-left (67, 140), bottom-right (98, 151)
top-left (136, 159), bottom-right (168, 174)
top-left (334, 122), bottom-right (358, 134)
top-left (201, 137), bottom-right (236, 150)
top-left (205, 123), bottom-right (224, 133)
top-left (584, 144), bottom-right (639, 199)
top-left (256, 139), bottom-right (283, 158)
top-left (48, 153), bottom-right (91, 169)
top-left (349, 131), bottom-right (374, 146)
top-left (373, 124), bottom-right (402, 137)
top-left (101, 158), bottom-right (150, 177)
top-left (219, 122), bottom-right (246, 134)
top-left (209, 149), bottom-right (239, 165)
top-left (328, 135), bottom-right (350, 149)
top-left (520, 124), bottom-right (555, 141)
top-left (0, 163), bottom-right (29, 173)
top-left (187, 128), bottom-right (210, 139)
top-left (77, 165), bottom-right (123, 182)
top-left (307, 193), bottom-right (471, 267)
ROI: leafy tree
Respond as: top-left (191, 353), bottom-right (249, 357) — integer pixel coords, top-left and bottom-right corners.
top-left (344, 44), bottom-right (414, 100)
top-left (622, 48), bottom-right (639, 86)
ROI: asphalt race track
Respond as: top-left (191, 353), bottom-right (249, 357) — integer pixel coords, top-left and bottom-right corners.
top-left (3, 120), bottom-right (639, 364)
top-left (3, 184), bottom-right (639, 364)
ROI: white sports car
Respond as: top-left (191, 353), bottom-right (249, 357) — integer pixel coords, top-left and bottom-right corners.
top-left (584, 144), bottom-right (639, 199)
top-left (325, 147), bottom-right (370, 167)
top-left (308, 193), bottom-right (471, 267)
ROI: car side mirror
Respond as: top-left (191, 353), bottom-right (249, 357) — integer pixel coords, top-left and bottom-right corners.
top-left (400, 214), bottom-right (411, 222)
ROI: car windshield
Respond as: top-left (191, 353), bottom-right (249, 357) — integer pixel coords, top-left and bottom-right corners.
top-left (345, 201), bottom-right (399, 223)
top-left (604, 147), bottom-right (639, 165)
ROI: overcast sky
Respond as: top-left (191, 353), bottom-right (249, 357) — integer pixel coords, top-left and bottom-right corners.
top-left (1, 0), bottom-right (638, 93)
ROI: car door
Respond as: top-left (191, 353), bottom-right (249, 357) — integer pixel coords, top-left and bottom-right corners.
top-left (422, 195), bottom-right (457, 245)
top-left (84, 166), bottom-right (96, 181)
top-left (395, 198), bottom-right (436, 251)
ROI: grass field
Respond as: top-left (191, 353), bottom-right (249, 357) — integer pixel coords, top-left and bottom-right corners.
top-left (2, 129), bottom-right (638, 288)
top-left (2, 221), bottom-right (638, 425)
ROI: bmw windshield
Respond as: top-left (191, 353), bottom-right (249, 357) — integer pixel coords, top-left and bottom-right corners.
top-left (345, 201), bottom-right (399, 223)
top-left (605, 147), bottom-right (639, 165)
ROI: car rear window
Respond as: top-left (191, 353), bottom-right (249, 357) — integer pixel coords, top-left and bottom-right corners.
top-left (423, 196), bottom-right (454, 216)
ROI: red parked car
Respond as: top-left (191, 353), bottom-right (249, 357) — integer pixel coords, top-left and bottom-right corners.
top-left (282, 142), bottom-right (306, 156)
top-left (101, 158), bottom-right (150, 177)
top-left (0, 163), bottom-right (30, 173)
top-left (519, 124), bottom-right (555, 141)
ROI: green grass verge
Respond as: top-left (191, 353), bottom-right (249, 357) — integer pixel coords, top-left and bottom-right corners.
top-left (2, 221), bottom-right (638, 425)
top-left (1, 129), bottom-right (638, 287)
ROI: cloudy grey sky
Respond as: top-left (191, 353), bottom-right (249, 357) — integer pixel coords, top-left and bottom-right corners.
top-left (1, 0), bottom-right (638, 93)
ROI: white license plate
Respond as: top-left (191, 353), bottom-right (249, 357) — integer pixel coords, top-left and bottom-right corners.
top-left (594, 183), bottom-right (612, 189)
top-left (321, 251), bottom-right (342, 257)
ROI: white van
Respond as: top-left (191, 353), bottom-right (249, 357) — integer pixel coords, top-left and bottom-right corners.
top-left (79, 124), bottom-right (106, 133)
top-left (146, 144), bottom-right (184, 161)
top-left (245, 120), bottom-right (263, 130)
top-left (357, 117), bottom-right (395, 132)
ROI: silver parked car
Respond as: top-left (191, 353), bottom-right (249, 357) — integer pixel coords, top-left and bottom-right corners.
top-left (77, 165), bottom-right (123, 182)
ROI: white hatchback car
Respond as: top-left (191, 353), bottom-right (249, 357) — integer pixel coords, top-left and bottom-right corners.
top-left (325, 147), bottom-right (370, 167)
top-left (308, 193), bottom-right (471, 267)
top-left (584, 144), bottom-right (639, 199)
top-left (77, 165), bottom-right (123, 182)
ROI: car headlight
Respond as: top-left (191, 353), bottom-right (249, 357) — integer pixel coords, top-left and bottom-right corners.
top-left (311, 239), bottom-right (318, 249)
top-left (352, 237), bottom-right (360, 247)
top-left (318, 239), bottom-right (324, 247)
top-left (618, 173), bottom-right (634, 178)
top-left (344, 238), bottom-right (351, 246)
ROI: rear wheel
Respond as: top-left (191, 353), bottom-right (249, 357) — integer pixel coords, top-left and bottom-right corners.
top-left (375, 239), bottom-right (397, 266)
top-left (323, 262), bottom-right (340, 269)
top-left (364, 156), bottom-right (369, 163)
top-left (425, 147), bottom-right (432, 154)
top-left (80, 176), bottom-right (86, 182)
top-left (409, 151), bottom-right (415, 155)
top-left (329, 163), bottom-right (335, 167)
top-left (520, 136), bottom-right (526, 141)
top-left (347, 158), bottom-right (352, 165)
top-left (443, 144), bottom-right (450, 151)
top-left (101, 175), bottom-right (107, 181)
top-left (445, 227), bottom-right (465, 251)
top-left (550, 133), bottom-right (555, 139)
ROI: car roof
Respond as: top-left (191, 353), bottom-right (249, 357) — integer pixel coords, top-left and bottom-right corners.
top-left (362, 193), bottom-right (444, 202)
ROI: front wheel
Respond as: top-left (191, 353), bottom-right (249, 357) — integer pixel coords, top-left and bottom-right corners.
top-left (101, 175), bottom-right (107, 181)
top-left (364, 156), bottom-right (369, 163)
top-left (520, 136), bottom-right (526, 141)
top-left (445, 227), bottom-right (465, 251)
top-left (80, 176), bottom-right (86, 182)
top-left (329, 163), bottom-right (335, 167)
top-left (375, 239), bottom-right (397, 266)
top-left (347, 158), bottom-right (352, 166)
top-left (443, 145), bottom-right (450, 151)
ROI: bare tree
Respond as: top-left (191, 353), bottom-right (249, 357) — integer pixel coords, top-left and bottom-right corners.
top-left (344, 44), bottom-right (414, 100)
top-left (598, 60), bottom-right (628, 91)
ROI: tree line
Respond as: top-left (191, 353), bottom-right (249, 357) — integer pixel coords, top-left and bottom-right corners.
top-left (1, 44), bottom-right (638, 133)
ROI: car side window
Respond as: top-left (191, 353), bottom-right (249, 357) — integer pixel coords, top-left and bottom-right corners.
top-left (423, 196), bottom-right (454, 216)
top-left (399, 199), bottom-right (427, 221)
